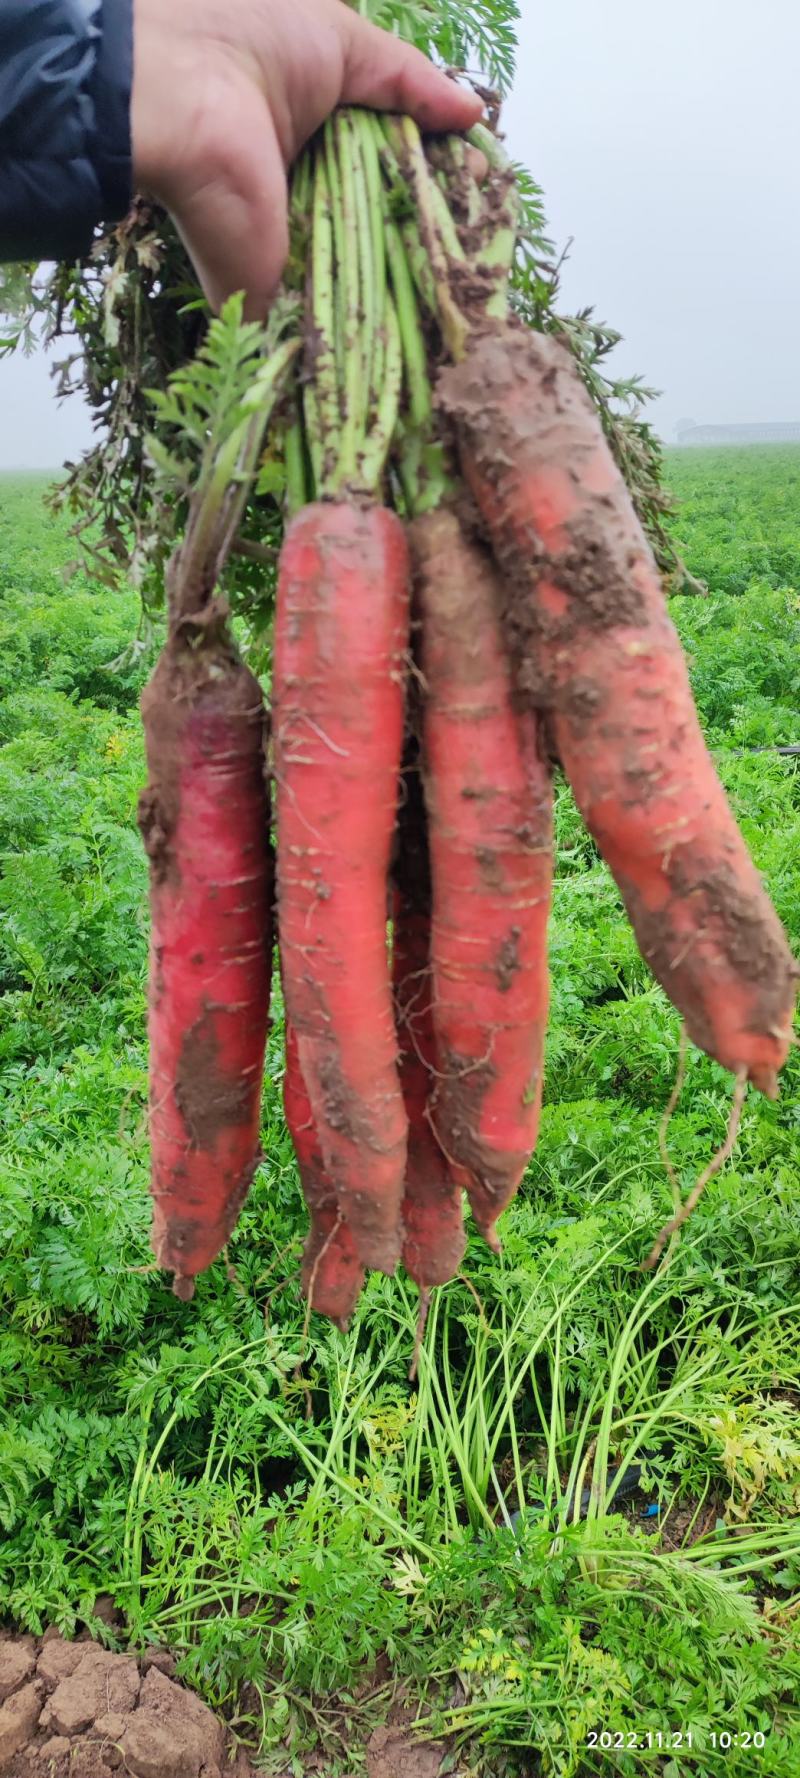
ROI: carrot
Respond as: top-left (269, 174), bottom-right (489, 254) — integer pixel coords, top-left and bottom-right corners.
top-left (393, 756), bottom-right (466, 1286)
top-left (139, 617), bottom-right (272, 1300)
top-left (441, 327), bottom-right (798, 1094)
top-left (283, 1020), bottom-right (365, 1325)
top-left (273, 501), bottom-right (410, 1274)
top-left (413, 507), bottom-right (554, 1249)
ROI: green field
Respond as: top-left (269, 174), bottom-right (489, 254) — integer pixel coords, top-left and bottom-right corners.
top-left (1, 452), bottom-right (800, 1776)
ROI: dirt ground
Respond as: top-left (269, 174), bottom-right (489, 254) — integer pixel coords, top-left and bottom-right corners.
top-left (0, 1632), bottom-right (257, 1778)
top-left (0, 1632), bottom-right (450, 1778)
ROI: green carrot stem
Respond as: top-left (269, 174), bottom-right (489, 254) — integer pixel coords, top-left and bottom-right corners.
top-left (176, 338), bottom-right (300, 615)
top-left (177, 425), bottom-right (244, 608)
top-left (442, 133), bottom-right (483, 227)
top-left (334, 111), bottom-right (365, 484)
top-left (462, 125), bottom-right (520, 318)
top-left (482, 232), bottom-right (516, 320)
top-left (304, 384), bottom-right (323, 490)
top-left (290, 151), bottom-right (312, 220)
top-left (400, 219), bottom-right (437, 316)
top-left (366, 116), bottom-right (435, 313)
top-left (215, 343), bottom-right (301, 563)
top-left (359, 292), bottom-right (403, 492)
top-left (426, 172), bottom-right (467, 264)
top-left (384, 220), bottom-right (431, 429)
top-left (358, 111), bottom-right (387, 409)
top-left (388, 117), bottom-right (468, 361)
top-left (323, 122), bottom-right (347, 387)
top-left (468, 121), bottom-right (512, 171)
top-left (285, 399), bottom-right (310, 517)
top-left (309, 155), bottom-right (340, 481)
top-left (351, 118), bottom-right (378, 427)
top-left (384, 209), bottom-right (458, 517)
top-left (371, 115), bottom-right (403, 183)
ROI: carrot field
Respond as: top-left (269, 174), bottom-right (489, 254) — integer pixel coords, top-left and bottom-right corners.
top-left (1, 450), bottom-right (800, 1775)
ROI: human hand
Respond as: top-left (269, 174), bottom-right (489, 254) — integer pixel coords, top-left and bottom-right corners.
top-left (132, 0), bottom-right (482, 315)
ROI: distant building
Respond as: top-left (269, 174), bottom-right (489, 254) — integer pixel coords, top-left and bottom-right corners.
top-left (676, 420), bottom-right (800, 445)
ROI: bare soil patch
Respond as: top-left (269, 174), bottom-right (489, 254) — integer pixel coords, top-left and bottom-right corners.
top-left (0, 1633), bottom-right (256, 1778)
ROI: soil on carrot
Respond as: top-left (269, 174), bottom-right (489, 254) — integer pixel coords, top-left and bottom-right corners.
top-left (622, 855), bottom-right (798, 1071)
top-left (494, 927), bottom-right (522, 993)
top-left (437, 326), bottom-right (651, 712)
top-left (175, 1006), bottom-right (256, 1148)
top-left (434, 1047), bottom-right (515, 1234)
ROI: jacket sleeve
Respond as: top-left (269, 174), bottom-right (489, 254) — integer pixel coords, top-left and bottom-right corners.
top-left (0, 0), bottom-right (133, 263)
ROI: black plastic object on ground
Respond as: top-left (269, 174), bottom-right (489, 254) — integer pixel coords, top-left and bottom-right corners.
top-left (508, 1460), bottom-right (658, 1534)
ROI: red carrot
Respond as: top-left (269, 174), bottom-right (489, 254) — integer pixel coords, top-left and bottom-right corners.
top-left (441, 328), bottom-right (798, 1094)
top-left (283, 1020), bottom-right (365, 1325)
top-left (412, 507), bottom-right (554, 1249)
top-left (139, 620), bottom-right (272, 1299)
top-left (273, 502), bottom-right (410, 1274)
top-left (393, 758), bottom-right (466, 1286)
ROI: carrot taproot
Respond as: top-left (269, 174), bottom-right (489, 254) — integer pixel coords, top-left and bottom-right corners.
top-left (273, 501), bottom-right (410, 1274)
top-left (441, 328), bottom-right (797, 1094)
top-left (139, 616), bottom-right (272, 1299)
top-left (283, 1020), bottom-right (365, 1325)
top-left (412, 507), bottom-right (554, 1249)
top-left (393, 756), bottom-right (466, 1286)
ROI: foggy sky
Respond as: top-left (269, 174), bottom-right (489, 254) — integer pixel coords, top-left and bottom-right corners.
top-left (1, 0), bottom-right (799, 467)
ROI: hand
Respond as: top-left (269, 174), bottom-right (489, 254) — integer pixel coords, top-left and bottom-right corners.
top-left (132, 0), bottom-right (482, 315)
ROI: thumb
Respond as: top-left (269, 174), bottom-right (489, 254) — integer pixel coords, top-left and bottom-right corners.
top-left (340, 14), bottom-right (484, 132)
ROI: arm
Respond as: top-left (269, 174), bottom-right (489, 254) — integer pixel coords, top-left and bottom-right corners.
top-left (0, 0), bottom-right (132, 261)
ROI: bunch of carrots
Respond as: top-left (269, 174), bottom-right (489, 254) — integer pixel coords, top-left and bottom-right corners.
top-left (137, 104), bottom-right (798, 1327)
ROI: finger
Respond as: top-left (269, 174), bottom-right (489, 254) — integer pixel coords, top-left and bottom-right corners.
top-left (342, 17), bottom-right (484, 132)
top-left (166, 97), bottom-right (289, 316)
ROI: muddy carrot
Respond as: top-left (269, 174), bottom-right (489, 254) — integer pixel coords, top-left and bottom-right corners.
top-left (414, 506), bottom-right (554, 1248)
top-left (273, 502), bottom-right (410, 1273)
top-left (140, 618), bottom-right (272, 1298)
top-left (441, 326), bottom-right (797, 1093)
top-left (393, 755), bottom-right (466, 1283)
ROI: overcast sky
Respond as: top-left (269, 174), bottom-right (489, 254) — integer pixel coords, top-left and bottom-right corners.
top-left (1, 0), bottom-right (798, 467)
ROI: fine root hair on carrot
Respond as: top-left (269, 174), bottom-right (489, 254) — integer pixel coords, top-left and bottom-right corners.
top-left (393, 747), bottom-right (467, 1290)
top-left (642, 1068), bottom-right (747, 1273)
top-left (658, 1026), bottom-right (689, 1211)
top-left (304, 1211), bottom-right (346, 1324)
top-left (225, 1256), bottom-right (248, 1297)
top-left (293, 1362), bottom-right (314, 1424)
top-left (294, 1232), bottom-right (340, 1411)
top-left (252, 1239), bottom-right (303, 1295)
top-left (456, 1271), bottom-right (492, 1338)
top-left (261, 1274), bottom-right (298, 1329)
top-left (408, 1287), bottom-right (432, 1383)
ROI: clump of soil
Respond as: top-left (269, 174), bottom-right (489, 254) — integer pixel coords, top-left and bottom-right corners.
top-left (0, 1635), bottom-right (456, 1778)
top-left (0, 1632), bottom-right (256, 1778)
top-left (366, 1724), bottom-right (446, 1778)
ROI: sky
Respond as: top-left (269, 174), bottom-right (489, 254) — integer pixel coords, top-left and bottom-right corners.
top-left (0, 0), bottom-right (798, 466)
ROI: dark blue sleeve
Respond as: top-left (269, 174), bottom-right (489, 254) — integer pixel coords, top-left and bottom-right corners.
top-left (0, 0), bottom-right (133, 263)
